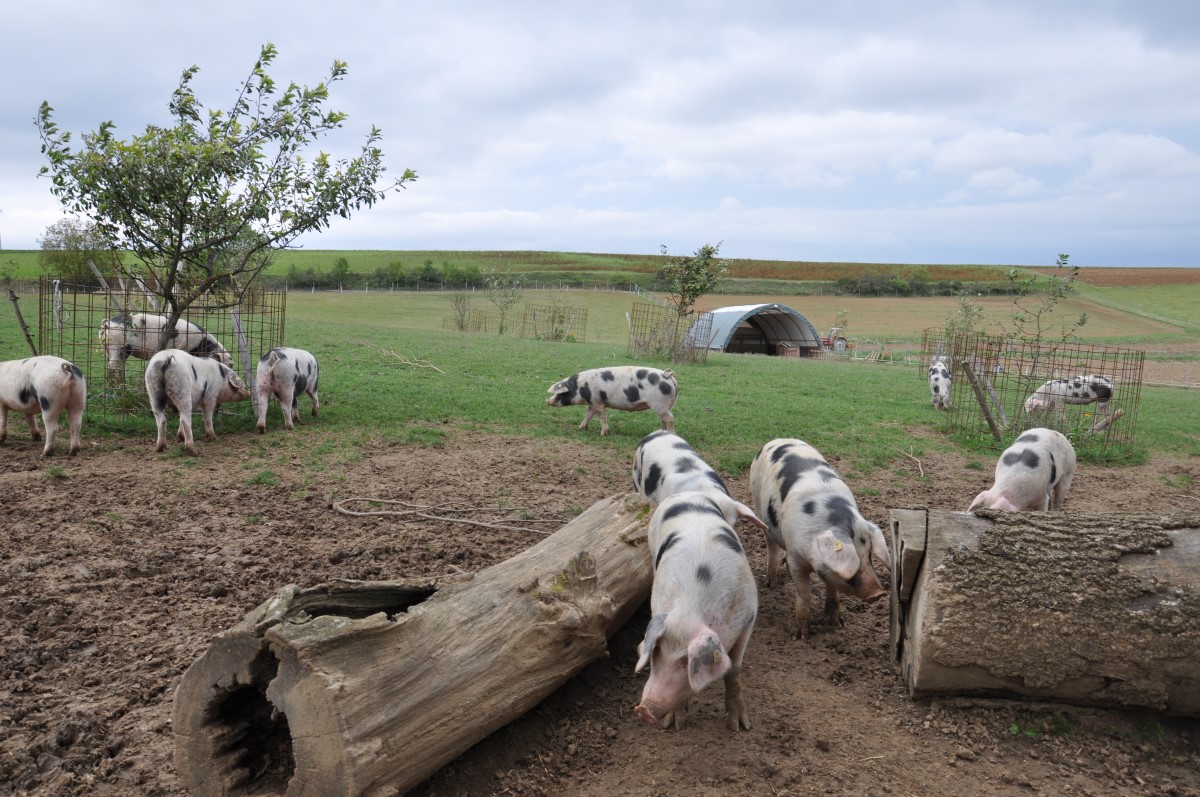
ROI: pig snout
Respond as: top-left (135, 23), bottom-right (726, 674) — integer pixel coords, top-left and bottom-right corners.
top-left (633, 702), bottom-right (661, 725)
top-left (852, 568), bottom-right (885, 603)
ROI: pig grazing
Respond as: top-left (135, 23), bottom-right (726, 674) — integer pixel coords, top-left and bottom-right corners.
top-left (968, 428), bottom-right (1076, 512)
top-left (749, 438), bottom-right (890, 639)
top-left (255, 347), bottom-right (320, 433)
top-left (144, 350), bottom-right (250, 455)
top-left (546, 366), bottom-right (677, 436)
top-left (928, 356), bottom-right (952, 411)
top-left (1023, 374), bottom-right (1114, 415)
top-left (99, 312), bottom-right (231, 384)
top-left (635, 491), bottom-right (762, 731)
top-left (0, 355), bottom-right (87, 456)
top-left (632, 430), bottom-right (763, 525)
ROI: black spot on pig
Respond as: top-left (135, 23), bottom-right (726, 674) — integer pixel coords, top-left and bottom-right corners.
top-left (696, 564), bottom-right (713, 584)
top-left (18, 386), bottom-right (36, 406)
top-left (802, 500), bottom-right (817, 516)
top-left (658, 381), bottom-right (674, 396)
top-left (68, 364), bottom-right (83, 378)
top-left (674, 457), bottom-right (698, 473)
top-left (644, 463), bottom-right (663, 497)
top-left (199, 381), bottom-right (209, 402)
top-left (38, 395), bottom-right (50, 411)
top-left (655, 532), bottom-right (681, 568)
top-left (1049, 454), bottom-right (1057, 485)
top-left (636, 369), bottom-right (648, 380)
top-left (769, 443), bottom-right (794, 463)
top-left (579, 384), bottom-right (592, 403)
top-left (1002, 449), bottom-right (1041, 469)
top-left (295, 373), bottom-right (308, 393)
top-left (601, 370), bottom-right (615, 381)
top-left (1016, 432), bottom-right (1041, 444)
top-left (599, 390), bottom-right (607, 403)
top-left (639, 430), bottom-right (670, 446)
top-left (624, 385), bottom-right (641, 403)
top-left (778, 454), bottom-right (824, 501)
top-left (825, 496), bottom-right (855, 530)
top-left (767, 500), bottom-right (779, 528)
top-left (714, 525), bottom-right (743, 555)
top-left (661, 499), bottom-right (724, 523)
top-left (647, 372), bottom-right (660, 386)
top-left (704, 471), bottom-right (731, 495)
top-left (1093, 383), bottom-right (1113, 401)
top-left (817, 467), bottom-right (838, 482)
top-left (190, 363), bottom-right (198, 381)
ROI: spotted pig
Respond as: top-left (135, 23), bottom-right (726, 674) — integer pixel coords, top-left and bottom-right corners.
top-left (634, 491), bottom-right (762, 731)
top-left (968, 428), bottom-right (1076, 512)
top-left (145, 349), bottom-right (250, 455)
top-left (749, 438), bottom-right (890, 639)
top-left (929, 356), bottom-right (952, 411)
top-left (0, 355), bottom-right (87, 456)
top-left (546, 366), bottom-right (677, 436)
top-left (99, 312), bottom-right (231, 384)
top-left (1023, 374), bottom-right (1114, 415)
top-left (632, 430), bottom-right (762, 525)
top-left (255, 347), bottom-right (320, 433)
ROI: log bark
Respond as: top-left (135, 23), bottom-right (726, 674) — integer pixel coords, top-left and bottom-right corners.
top-left (889, 508), bottom-right (1200, 716)
top-left (173, 492), bottom-right (653, 797)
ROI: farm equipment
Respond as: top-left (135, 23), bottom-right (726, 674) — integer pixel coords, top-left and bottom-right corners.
top-left (820, 326), bottom-right (851, 353)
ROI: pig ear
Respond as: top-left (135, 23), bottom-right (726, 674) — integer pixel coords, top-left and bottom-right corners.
top-left (815, 529), bottom-right (860, 581)
top-left (858, 519), bottom-right (891, 571)
top-left (635, 613), bottom-right (667, 673)
top-left (733, 501), bottom-right (767, 530)
top-left (687, 630), bottom-right (730, 692)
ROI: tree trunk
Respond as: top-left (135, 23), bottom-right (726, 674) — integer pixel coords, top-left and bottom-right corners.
top-left (173, 493), bottom-right (652, 797)
top-left (888, 508), bottom-right (1200, 715)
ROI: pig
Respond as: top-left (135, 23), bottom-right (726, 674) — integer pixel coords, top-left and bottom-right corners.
top-left (0, 355), bottom-right (87, 456)
top-left (255, 347), bottom-right (320, 433)
top-left (1023, 374), bottom-right (1114, 415)
top-left (634, 491), bottom-right (762, 731)
top-left (929, 356), bottom-right (952, 411)
top-left (749, 438), bottom-right (891, 639)
top-left (967, 428), bottom-right (1077, 512)
top-left (632, 430), bottom-right (763, 526)
top-left (99, 312), bottom-right (231, 384)
top-left (546, 366), bottom-right (677, 436)
top-left (144, 349), bottom-right (250, 455)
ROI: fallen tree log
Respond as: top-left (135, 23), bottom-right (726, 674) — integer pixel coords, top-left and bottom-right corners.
top-left (174, 492), bottom-right (653, 797)
top-left (888, 508), bottom-right (1200, 716)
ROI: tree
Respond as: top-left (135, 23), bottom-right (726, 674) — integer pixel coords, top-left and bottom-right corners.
top-left (658, 242), bottom-right (727, 318)
top-left (37, 217), bottom-right (121, 285)
top-left (483, 267), bottom-right (523, 334)
top-left (37, 42), bottom-right (415, 349)
top-left (1002, 254), bottom-right (1088, 345)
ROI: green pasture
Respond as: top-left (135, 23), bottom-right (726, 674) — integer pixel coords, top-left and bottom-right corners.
top-left (1, 287), bottom-right (1197, 475)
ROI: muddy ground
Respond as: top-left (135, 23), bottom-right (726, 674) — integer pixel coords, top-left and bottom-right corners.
top-left (2, 422), bottom-right (1199, 797)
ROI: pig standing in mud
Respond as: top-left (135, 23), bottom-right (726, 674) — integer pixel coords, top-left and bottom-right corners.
top-left (749, 438), bottom-right (891, 639)
top-left (145, 350), bottom-right (250, 455)
top-left (632, 430), bottom-right (760, 524)
top-left (255, 347), bottom-right (320, 433)
top-left (0, 355), bottom-right (87, 456)
top-left (968, 428), bottom-right (1076, 512)
top-left (634, 491), bottom-right (762, 731)
top-left (546, 366), bottom-right (677, 436)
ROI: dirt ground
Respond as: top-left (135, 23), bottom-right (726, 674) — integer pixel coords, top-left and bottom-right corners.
top-left (2, 424), bottom-right (1199, 797)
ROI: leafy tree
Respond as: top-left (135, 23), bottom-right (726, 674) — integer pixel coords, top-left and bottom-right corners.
top-left (330, 257), bottom-right (352, 286)
top-left (658, 241), bottom-right (727, 317)
top-left (483, 267), bottom-right (523, 334)
top-left (37, 217), bottom-right (121, 285)
top-left (1003, 254), bottom-right (1088, 344)
top-left (37, 42), bottom-right (415, 349)
top-left (943, 292), bottom-right (989, 341)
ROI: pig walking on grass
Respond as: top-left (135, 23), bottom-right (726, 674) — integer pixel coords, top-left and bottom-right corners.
top-left (255, 347), bottom-right (320, 433)
top-left (968, 428), bottom-right (1077, 512)
top-left (635, 491), bottom-right (763, 731)
top-left (547, 366), bottom-right (677, 436)
top-left (929, 355), bottom-right (952, 411)
top-left (145, 350), bottom-right (250, 455)
top-left (0, 355), bottom-right (87, 456)
top-left (749, 439), bottom-right (891, 639)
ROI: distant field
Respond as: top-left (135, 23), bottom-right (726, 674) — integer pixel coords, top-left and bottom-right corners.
top-left (1031, 266), bottom-right (1200, 287)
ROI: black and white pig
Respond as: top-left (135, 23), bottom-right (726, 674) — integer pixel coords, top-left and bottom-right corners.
top-left (144, 349), bottom-right (250, 455)
top-left (634, 491), bottom-right (761, 731)
top-left (632, 430), bottom-right (763, 525)
top-left (99, 312), bottom-right (231, 384)
top-left (546, 366), bottom-right (677, 436)
top-left (1023, 374), bottom-right (1114, 415)
top-left (255, 347), bottom-right (320, 433)
top-left (929, 356), bottom-right (952, 411)
top-left (749, 438), bottom-right (891, 639)
top-left (968, 428), bottom-right (1076, 512)
top-left (0, 355), bottom-right (87, 456)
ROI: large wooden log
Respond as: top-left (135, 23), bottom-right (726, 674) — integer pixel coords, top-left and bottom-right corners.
top-left (173, 493), bottom-right (653, 797)
top-left (888, 508), bottom-right (1200, 715)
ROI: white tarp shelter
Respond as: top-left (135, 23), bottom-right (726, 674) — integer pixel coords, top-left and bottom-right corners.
top-left (692, 303), bottom-right (824, 355)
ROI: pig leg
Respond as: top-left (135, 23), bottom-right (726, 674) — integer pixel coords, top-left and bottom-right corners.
top-left (659, 699), bottom-right (689, 731)
top-left (308, 384), bottom-right (320, 418)
top-left (23, 410), bottom-right (42, 442)
top-left (0, 405), bottom-right (6, 443)
top-left (823, 582), bottom-right (844, 629)
top-left (1051, 471), bottom-right (1074, 510)
top-left (657, 408), bottom-right (674, 432)
top-left (200, 401), bottom-right (219, 442)
top-left (595, 404), bottom-right (610, 436)
top-left (255, 388), bottom-right (271, 434)
top-left (764, 532), bottom-right (786, 589)
top-left (39, 406), bottom-right (60, 457)
top-left (788, 554), bottom-right (815, 639)
top-left (578, 405), bottom-right (596, 431)
top-left (176, 398), bottom-right (198, 455)
top-left (277, 383), bottom-right (297, 430)
top-left (724, 632), bottom-right (753, 731)
top-left (153, 409), bottom-right (170, 452)
top-left (66, 401), bottom-right (83, 456)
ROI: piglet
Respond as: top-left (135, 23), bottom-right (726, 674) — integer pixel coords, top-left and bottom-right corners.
top-left (968, 428), bottom-right (1076, 512)
top-left (635, 491), bottom-right (764, 731)
top-left (547, 366), bottom-right (677, 436)
top-left (0, 355), bottom-right (87, 456)
top-left (255, 347), bottom-right (320, 433)
top-left (145, 349), bottom-right (250, 455)
top-left (749, 438), bottom-right (890, 639)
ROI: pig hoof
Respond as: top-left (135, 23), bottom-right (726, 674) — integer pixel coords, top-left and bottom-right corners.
top-left (256, 425), bottom-right (266, 434)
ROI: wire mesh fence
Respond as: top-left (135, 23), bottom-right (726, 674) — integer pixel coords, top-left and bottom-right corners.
top-left (35, 278), bottom-right (286, 428)
top-left (441, 301), bottom-right (589, 341)
top-left (627, 301), bottom-right (711, 364)
top-left (918, 328), bottom-right (1144, 458)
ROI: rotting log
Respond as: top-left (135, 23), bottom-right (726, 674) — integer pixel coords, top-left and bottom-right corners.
top-left (889, 508), bottom-right (1200, 716)
top-left (174, 492), bottom-right (653, 797)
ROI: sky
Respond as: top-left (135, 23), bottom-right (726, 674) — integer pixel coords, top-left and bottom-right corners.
top-left (3, 1), bottom-right (1199, 267)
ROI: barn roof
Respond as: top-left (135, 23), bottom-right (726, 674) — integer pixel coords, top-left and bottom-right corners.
top-left (691, 303), bottom-right (824, 353)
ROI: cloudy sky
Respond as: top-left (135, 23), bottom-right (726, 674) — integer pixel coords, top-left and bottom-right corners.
top-left (3, 1), bottom-right (1199, 266)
